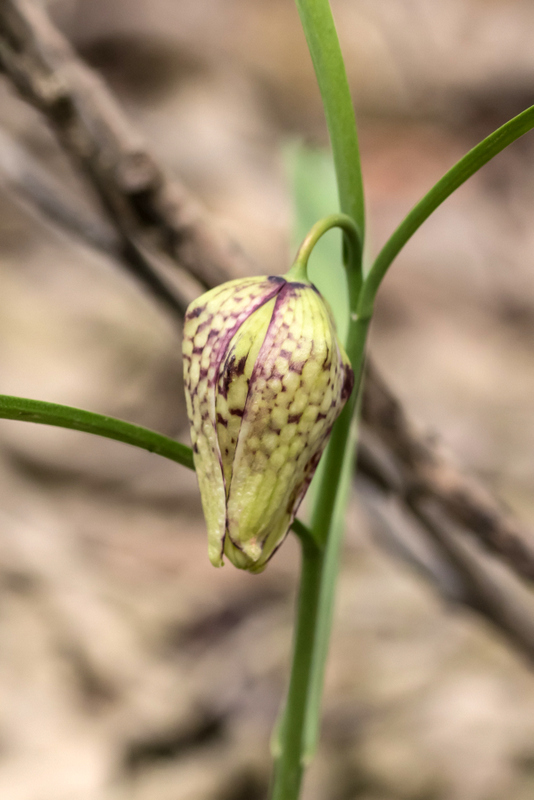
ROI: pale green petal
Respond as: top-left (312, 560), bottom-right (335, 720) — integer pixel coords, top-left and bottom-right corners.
top-left (182, 276), bottom-right (284, 566)
top-left (216, 297), bottom-right (276, 491)
top-left (226, 283), bottom-right (353, 570)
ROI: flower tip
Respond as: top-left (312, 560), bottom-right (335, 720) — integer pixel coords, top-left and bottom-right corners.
top-left (208, 546), bottom-right (224, 569)
top-left (241, 538), bottom-right (262, 562)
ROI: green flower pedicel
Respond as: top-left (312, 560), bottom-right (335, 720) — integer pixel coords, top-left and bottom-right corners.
top-left (183, 273), bottom-right (354, 573)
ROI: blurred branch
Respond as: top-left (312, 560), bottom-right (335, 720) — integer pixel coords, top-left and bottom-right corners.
top-left (410, 500), bottom-right (534, 664)
top-left (0, 126), bottom-right (117, 255)
top-left (362, 361), bottom-right (534, 584)
top-left (1, 0), bottom-right (534, 616)
top-left (359, 444), bottom-right (534, 665)
top-left (0, 0), bottom-right (249, 291)
top-left (0, 124), bottom-right (194, 316)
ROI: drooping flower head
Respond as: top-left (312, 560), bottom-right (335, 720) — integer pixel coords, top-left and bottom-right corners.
top-left (183, 275), bottom-right (354, 573)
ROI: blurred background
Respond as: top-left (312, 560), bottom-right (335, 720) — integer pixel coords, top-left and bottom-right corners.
top-left (2, 1), bottom-right (534, 798)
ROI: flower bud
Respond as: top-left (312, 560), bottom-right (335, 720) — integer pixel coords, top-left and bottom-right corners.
top-left (183, 275), bottom-right (354, 572)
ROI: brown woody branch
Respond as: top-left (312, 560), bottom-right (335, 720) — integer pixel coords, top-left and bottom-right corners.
top-left (0, 0), bottom-right (249, 291)
top-left (362, 362), bottom-right (534, 584)
top-left (358, 443), bottom-right (534, 665)
top-left (1, 0), bottom-right (534, 619)
top-left (408, 500), bottom-right (534, 665)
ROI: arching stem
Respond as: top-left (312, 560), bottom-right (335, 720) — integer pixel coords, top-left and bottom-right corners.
top-left (286, 213), bottom-right (361, 287)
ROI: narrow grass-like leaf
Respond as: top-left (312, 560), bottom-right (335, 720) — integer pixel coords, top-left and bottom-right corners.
top-left (360, 104), bottom-right (534, 317)
top-left (0, 394), bottom-right (195, 469)
top-left (0, 394), bottom-right (312, 543)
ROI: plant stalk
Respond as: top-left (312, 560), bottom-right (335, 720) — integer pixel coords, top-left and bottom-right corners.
top-left (360, 104), bottom-right (534, 318)
top-left (272, 2), bottom-right (367, 795)
top-left (271, 535), bottom-right (323, 800)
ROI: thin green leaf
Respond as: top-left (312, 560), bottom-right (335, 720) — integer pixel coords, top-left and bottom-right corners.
top-left (0, 394), bottom-right (312, 543)
top-left (0, 394), bottom-right (195, 469)
top-left (360, 104), bottom-right (534, 317)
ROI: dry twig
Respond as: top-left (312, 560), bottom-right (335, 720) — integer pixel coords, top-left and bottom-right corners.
top-left (0, 124), bottom-right (193, 316)
top-left (362, 362), bottom-right (534, 583)
top-left (409, 500), bottom-right (534, 664)
top-left (358, 444), bottom-right (534, 665)
top-left (0, 0), bottom-right (249, 291)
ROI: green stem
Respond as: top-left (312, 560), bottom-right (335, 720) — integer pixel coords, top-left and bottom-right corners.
top-left (271, 535), bottom-right (323, 800)
top-left (359, 104), bottom-right (534, 318)
top-left (303, 349), bottom-right (365, 759)
top-left (272, 321), bottom-right (369, 798)
top-left (287, 213), bottom-right (362, 291)
top-left (295, 0), bottom-right (365, 242)
top-left (272, 2), bottom-right (367, 798)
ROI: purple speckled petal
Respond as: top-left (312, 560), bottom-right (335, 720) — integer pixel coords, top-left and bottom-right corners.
top-left (225, 281), bottom-right (353, 568)
top-left (182, 276), bottom-right (284, 566)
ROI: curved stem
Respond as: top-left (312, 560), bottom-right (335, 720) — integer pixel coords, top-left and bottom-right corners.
top-left (0, 394), bottom-right (313, 543)
top-left (287, 213), bottom-right (362, 288)
top-left (0, 394), bottom-right (195, 469)
top-left (359, 104), bottom-right (534, 318)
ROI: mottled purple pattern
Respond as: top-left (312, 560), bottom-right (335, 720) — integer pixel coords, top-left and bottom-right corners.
top-left (183, 274), bottom-right (354, 571)
top-left (224, 280), bottom-right (354, 567)
top-left (183, 277), bottom-right (285, 566)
